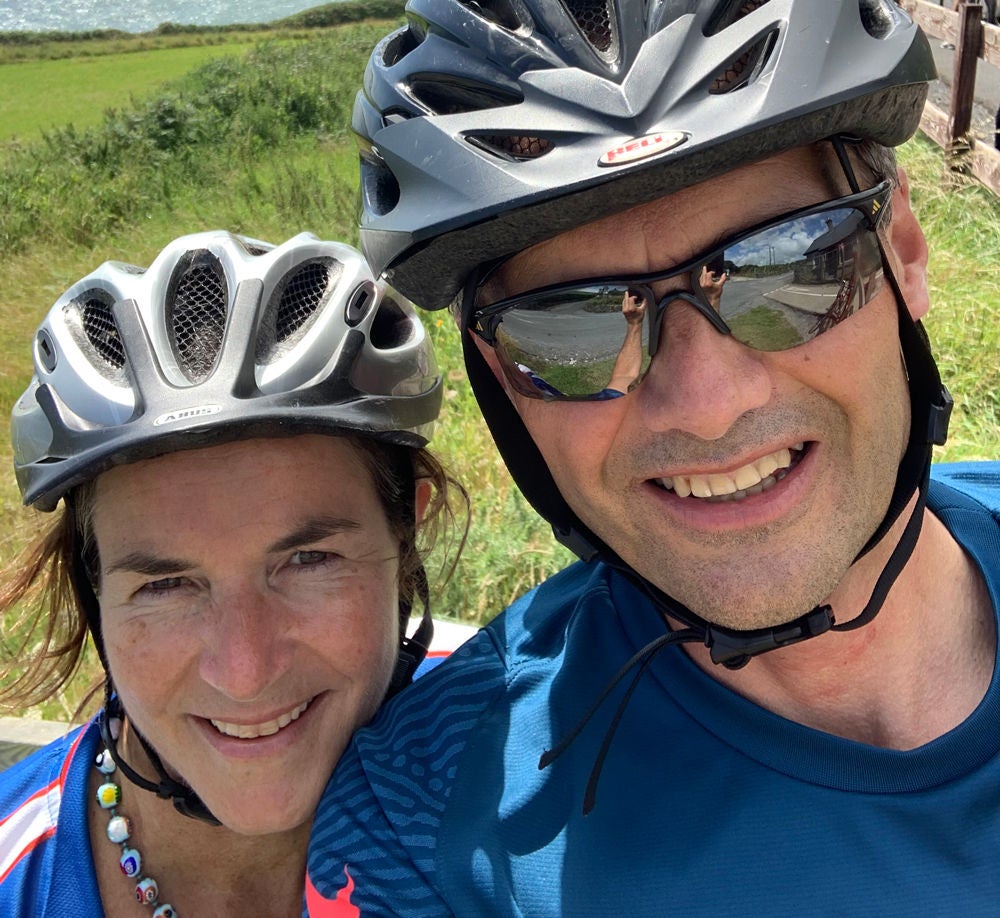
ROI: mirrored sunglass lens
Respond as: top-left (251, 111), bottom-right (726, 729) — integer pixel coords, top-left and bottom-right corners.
top-left (702, 206), bottom-right (884, 351)
top-left (495, 286), bottom-right (653, 399)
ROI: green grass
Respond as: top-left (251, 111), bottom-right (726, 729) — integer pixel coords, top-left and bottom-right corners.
top-left (0, 44), bottom-right (256, 143)
top-left (0, 20), bottom-right (997, 718)
top-left (900, 138), bottom-right (1000, 461)
top-left (727, 305), bottom-right (803, 351)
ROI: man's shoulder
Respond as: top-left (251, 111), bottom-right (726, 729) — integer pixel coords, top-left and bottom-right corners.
top-left (307, 561), bottom-right (622, 914)
top-left (931, 461), bottom-right (1000, 517)
top-left (399, 560), bottom-right (607, 699)
top-left (336, 560), bottom-right (613, 806)
top-left (484, 558), bottom-right (610, 653)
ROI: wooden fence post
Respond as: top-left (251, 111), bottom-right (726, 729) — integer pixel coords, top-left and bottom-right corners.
top-left (947, 1), bottom-right (984, 170)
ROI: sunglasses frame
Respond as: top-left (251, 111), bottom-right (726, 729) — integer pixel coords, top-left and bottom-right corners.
top-left (471, 179), bottom-right (894, 401)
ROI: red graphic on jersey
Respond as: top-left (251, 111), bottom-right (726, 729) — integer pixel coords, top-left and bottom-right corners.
top-left (305, 866), bottom-right (359, 917)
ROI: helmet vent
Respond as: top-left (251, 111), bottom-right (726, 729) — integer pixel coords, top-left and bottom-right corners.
top-left (859, 0), bottom-right (901, 39)
top-left (381, 28), bottom-right (419, 67)
top-left (360, 149), bottom-right (401, 217)
top-left (705, 0), bottom-right (771, 36)
top-left (274, 259), bottom-right (337, 344)
top-left (457, 0), bottom-right (523, 31)
top-left (80, 294), bottom-right (126, 371)
top-left (562, 0), bottom-right (619, 61)
top-left (168, 253), bottom-right (228, 383)
top-left (408, 76), bottom-right (522, 115)
top-left (369, 292), bottom-right (414, 350)
top-left (467, 134), bottom-right (554, 161)
top-left (709, 31), bottom-right (777, 94)
top-left (236, 238), bottom-right (271, 256)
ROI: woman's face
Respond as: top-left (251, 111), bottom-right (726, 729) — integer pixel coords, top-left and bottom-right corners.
top-left (92, 435), bottom-right (401, 835)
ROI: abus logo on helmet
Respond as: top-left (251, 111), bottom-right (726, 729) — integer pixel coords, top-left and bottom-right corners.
top-left (153, 405), bottom-right (223, 426)
top-left (599, 131), bottom-right (689, 167)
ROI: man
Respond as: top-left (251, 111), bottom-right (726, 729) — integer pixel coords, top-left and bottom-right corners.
top-left (306, 2), bottom-right (1000, 914)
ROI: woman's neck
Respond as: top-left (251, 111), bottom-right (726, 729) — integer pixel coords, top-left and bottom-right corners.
top-left (90, 723), bottom-right (311, 918)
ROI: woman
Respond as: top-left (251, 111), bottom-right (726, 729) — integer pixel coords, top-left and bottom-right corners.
top-left (0, 231), bottom-right (468, 916)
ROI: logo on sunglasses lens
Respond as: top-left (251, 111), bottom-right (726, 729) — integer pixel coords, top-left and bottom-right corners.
top-left (599, 131), bottom-right (688, 167)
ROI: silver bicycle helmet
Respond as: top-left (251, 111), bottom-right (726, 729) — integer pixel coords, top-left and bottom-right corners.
top-left (13, 231), bottom-right (441, 511)
top-left (12, 231), bottom-right (443, 824)
top-left (353, 0), bottom-right (934, 309)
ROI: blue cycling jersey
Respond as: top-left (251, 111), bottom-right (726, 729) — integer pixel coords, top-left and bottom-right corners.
top-left (0, 721), bottom-right (102, 917)
top-left (305, 465), bottom-right (1000, 916)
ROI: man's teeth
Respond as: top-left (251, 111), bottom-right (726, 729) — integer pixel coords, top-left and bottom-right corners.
top-left (210, 700), bottom-right (310, 739)
top-left (660, 444), bottom-right (803, 502)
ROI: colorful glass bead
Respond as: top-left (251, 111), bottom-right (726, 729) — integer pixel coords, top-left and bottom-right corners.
top-left (95, 748), bottom-right (116, 775)
top-left (106, 815), bottom-right (132, 844)
top-left (119, 847), bottom-right (141, 877)
top-left (97, 782), bottom-right (122, 809)
top-left (153, 906), bottom-right (177, 918)
top-left (135, 876), bottom-right (158, 904)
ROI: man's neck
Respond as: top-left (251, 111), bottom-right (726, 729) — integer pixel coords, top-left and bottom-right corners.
top-left (681, 508), bottom-right (996, 749)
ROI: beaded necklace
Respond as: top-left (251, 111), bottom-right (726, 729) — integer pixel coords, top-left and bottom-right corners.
top-left (95, 744), bottom-right (178, 918)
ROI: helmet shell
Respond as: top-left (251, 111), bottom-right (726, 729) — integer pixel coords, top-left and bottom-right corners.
top-left (13, 231), bottom-right (441, 510)
top-left (354, 0), bottom-right (934, 308)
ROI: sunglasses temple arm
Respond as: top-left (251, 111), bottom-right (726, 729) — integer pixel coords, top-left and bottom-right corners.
top-left (831, 135), bottom-right (863, 195)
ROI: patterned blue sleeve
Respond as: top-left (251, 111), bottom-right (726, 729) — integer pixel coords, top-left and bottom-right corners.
top-left (305, 632), bottom-right (507, 917)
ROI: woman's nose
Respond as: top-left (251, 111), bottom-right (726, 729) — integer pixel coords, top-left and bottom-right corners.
top-left (198, 589), bottom-right (292, 702)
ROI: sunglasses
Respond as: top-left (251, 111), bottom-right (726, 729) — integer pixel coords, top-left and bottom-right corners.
top-left (472, 181), bottom-right (893, 401)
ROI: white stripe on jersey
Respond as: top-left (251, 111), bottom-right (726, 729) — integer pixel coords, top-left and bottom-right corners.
top-left (0, 780), bottom-right (60, 883)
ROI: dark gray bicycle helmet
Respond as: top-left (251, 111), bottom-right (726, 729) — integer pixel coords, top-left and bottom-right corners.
top-left (13, 230), bottom-right (441, 511)
top-left (354, 0), bottom-right (934, 309)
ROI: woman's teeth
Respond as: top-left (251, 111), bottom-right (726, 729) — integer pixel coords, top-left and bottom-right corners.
top-left (210, 700), bottom-right (310, 739)
top-left (659, 444), bottom-right (804, 502)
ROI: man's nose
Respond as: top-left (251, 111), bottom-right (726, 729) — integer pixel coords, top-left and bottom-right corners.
top-left (635, 298), bottom-right (772, 440)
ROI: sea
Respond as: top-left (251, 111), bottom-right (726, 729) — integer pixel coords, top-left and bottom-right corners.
top-left (0, 0), bottom-right (331, 34)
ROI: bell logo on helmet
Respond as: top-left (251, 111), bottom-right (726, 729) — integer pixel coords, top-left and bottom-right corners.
top-left (599, 131), bottom-right (689, 167)
top-left (153, 405), bottom-right (223, 427)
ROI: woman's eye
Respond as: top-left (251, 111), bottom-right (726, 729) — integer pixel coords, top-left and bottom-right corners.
top-left (138, 577), bottom-right (185, 596)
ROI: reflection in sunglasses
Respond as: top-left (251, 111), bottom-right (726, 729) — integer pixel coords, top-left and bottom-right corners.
top-left (474, 181), bottom-right (893, 401)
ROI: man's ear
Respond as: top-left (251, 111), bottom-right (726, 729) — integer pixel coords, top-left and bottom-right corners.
top-left (414, 477), bottom-right (433, 525)
top-left (886, 166), bottom-right (930, 322)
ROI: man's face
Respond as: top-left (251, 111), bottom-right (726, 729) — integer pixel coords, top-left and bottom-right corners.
top-left (477, 146), bottom-right (928, 630)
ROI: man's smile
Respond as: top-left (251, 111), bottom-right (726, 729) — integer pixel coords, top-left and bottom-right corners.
top-left (655, 443), bottom-right (807, 502)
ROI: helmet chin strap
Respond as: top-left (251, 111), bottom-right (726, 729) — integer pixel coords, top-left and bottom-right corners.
top-left (99, 683), bottom-right (222, 826)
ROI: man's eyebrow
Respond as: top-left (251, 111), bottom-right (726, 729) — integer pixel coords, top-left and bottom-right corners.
top-left (104, 553), bottom-right (193, 577)
top-left (268, 516), bottom-right (362, 554)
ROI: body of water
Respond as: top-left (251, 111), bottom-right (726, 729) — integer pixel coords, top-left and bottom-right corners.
top-left (0, 1), bottom-right (328, 34)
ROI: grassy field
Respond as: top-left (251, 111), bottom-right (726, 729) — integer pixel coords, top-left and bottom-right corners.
top-left (0, 44), bottom-right (257, 142)
top-left (0, 10), bottom-right (998, 720)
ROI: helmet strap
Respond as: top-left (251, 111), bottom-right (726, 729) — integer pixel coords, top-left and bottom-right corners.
top-left (99, 682), bottom-right (221, 826)
top-left (388, 562), bottom-right (434, 698)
